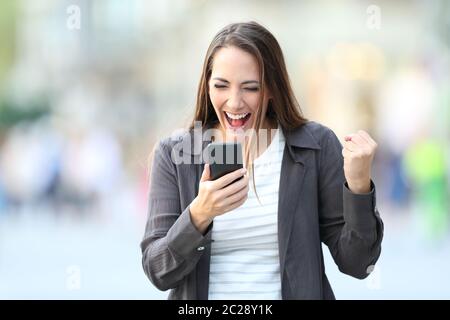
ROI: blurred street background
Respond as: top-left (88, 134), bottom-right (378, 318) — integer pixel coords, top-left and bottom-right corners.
top-left (0, 0), bottom-right (449, 299)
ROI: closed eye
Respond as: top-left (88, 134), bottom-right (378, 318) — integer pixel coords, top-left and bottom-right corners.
top-left (214, 84), bottom-right (259, 91)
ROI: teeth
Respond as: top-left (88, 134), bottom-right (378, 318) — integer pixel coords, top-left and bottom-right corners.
top-left (225, 112), bottom-right (249, 120)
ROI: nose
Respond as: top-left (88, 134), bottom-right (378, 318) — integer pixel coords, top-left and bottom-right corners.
top-left (226, 89), bottom-right (243, 110)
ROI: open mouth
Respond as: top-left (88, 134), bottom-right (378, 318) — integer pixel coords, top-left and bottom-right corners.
top-left (224, 111), bottom-right (251, 128)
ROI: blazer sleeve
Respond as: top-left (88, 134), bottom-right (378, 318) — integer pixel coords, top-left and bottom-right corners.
top-left (140, 139), bottom-right (213, 291)
top-left (318, 129), bottom-right (384, 279)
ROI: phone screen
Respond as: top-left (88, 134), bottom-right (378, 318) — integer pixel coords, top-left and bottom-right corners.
top-left (206, 142), bottom-right (243, 181)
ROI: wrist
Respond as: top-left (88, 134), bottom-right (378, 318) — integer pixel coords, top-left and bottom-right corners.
top-left (347, 178), bottom-right (371, 194)
top-left (189, 201), bottom-right (212, 234)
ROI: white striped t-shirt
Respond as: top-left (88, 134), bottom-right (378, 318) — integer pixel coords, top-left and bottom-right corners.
top-left (208, 125), bottom-right (285, 300)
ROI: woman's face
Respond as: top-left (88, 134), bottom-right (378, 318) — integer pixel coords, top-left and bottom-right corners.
top-left (209, 46), bottom-right (270, 141)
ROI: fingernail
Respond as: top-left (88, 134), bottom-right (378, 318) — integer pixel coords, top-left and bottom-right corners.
top-left (241, 168), bottom-right (247, 174)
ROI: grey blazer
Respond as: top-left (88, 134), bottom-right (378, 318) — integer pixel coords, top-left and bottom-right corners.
top-left (140, 121), bottom-right (383, 299)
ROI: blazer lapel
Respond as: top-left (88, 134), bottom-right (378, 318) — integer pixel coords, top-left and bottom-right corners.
top-left (277, 142), bottom-right (305, 282)
top-left (278, 125), bottom-right (321, 287)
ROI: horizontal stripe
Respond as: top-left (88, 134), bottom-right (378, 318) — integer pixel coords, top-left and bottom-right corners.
top-left (229, 199), bottom-right (279, 210)
top-left (211, 231), bottom-right (279, 242)
top-left (210, 259), bottom-right (279, 265)
top-left (254, 158), bottom-right (282, 168)
top-left (249, 180), bottom-right (282, 189)
top-left (212, 219), bottom-right (277, 233)
top-left (254, 165), bottom-right (283, 173)
top-left (211, 245), bottom-right (279, 256)
top-left (210, 263), bottom-right (280, 273)
top-left (211, 245), bottom-right (278, 255)
top-left (209, 281), bottom-right (281, 290)
top-left (246, 188), bottom-right (279, 198)
top-left (245, 196), bottom-right (278, 208)
top-left (210, 251), bottom-right (280, 260)
top-left (210, 279), bottom-right (280, 284)
top-left (212, 231), bottom-right (278, 243)
top-left (214, 210), bottom-right (278, 223)
top-left (209, 290), bottom-right (281, 295)
top-left (210, 269), bottom-right (280, 274)
top-left (207, 292), bottom-right (281, 300)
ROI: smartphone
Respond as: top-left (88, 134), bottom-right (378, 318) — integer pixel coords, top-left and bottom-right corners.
top-left (206, 142), bottom-right (244, 183)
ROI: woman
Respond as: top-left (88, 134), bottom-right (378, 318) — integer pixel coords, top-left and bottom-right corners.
top-left (141, 21), bottom-right (383, 300)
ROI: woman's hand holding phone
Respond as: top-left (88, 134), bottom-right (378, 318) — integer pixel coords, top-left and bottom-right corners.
top-left (190, 163), bottom-right (249, 234)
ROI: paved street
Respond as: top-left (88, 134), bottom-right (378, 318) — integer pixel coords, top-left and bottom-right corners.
top-left (1, 201), bottom-right (449, 299)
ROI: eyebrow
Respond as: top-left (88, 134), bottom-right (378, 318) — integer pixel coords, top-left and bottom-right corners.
top-left (212, 77), bottom-right (260, 85)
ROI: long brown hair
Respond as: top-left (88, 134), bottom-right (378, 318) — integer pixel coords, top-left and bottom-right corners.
top-left (189, 21), bottom-right (307, 202)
